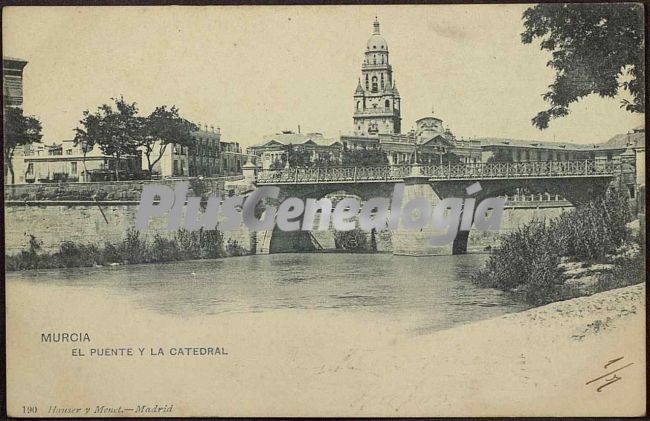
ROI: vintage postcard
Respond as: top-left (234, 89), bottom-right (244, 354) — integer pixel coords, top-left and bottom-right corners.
top-left (3, 3), bottom-right (646, 417)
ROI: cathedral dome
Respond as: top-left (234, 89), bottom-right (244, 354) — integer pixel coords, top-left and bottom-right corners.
top-left (366, 18), bottom-right (388, 52)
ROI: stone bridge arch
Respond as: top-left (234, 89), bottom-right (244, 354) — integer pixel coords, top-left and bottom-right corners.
top-left (253, 182), bottom-right (397, 254)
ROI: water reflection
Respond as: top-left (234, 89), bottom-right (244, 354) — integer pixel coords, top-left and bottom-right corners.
top-left (7, 253), bottom-right (529, 333)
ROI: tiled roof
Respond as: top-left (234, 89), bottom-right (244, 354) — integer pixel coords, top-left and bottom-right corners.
top-left (605, 131), bottom-right (645, 149)
top-left (476, 137), bottom-right (598, 150)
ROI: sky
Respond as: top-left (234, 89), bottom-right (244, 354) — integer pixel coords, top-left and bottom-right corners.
top-left (3, 5), bottom-right (644, 147)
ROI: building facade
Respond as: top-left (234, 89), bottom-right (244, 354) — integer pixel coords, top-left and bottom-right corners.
top-left (188, 125), bottom-right (222, 177)
top-left (3, 56), bottom-right (28, 109)
top-left (221, 140), bottom-right (255, 175)
top-left (14, 139), bottom-right (141, 183)
top-left (143, 125), bottom-right (251, 178)
top-left (248, 131), bottom-right (342, 170)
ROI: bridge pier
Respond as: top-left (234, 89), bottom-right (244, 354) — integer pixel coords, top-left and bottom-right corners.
top-left (392, 168), bottom-right (454, 256)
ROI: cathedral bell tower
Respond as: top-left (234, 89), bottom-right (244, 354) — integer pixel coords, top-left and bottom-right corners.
top-left (353, 18), bottom-right (401, 136)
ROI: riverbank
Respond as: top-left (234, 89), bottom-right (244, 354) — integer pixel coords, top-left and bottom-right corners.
top-left (473, 191), bottom-right (645, 305)
top-left (6, 277), bottom-right (645, 416)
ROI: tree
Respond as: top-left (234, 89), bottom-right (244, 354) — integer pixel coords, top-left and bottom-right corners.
top-left (486, 148), bottom-right (514, 163)
top-left (521, 3), bottom-right (645, 129)
top-left (341, 148), bottom-right (388, 167)
top-left (286, 144), bottom-right (312, 168)
top-left (140, 106), bottom-right (197, 176)
top-left (271, 144), bottom-right (314, 168)
top-left (315, 152), bottom-right (334, 167)
top-left (73, 110), bottom-right (99, 181)
top-left (74, 97), bottom-right (141, 181)
top-left (270, 158), bottom-right (285, 170)
top-left (4, 107), bottom-right (42, 184)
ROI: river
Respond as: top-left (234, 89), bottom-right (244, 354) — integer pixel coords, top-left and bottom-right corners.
top-left (6, 253), bottom-right (529, 334)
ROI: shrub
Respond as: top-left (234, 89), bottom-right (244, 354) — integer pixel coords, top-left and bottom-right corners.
top-left (117, 229), bottom-right (149, 264)
top-left (334, 228), bottom-right (370, 251)
top-left (175, 228), bottom-right (224, 260)
top-left (595, 249), bottom-right (646, 292)
top-left (473, 191), bottom-right (637, 305)
top-left (148, 234), bottom-right (183, 262)
top-left (225, 239), bottom-right (246, 257)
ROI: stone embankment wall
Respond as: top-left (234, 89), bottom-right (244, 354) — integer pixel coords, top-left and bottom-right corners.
top-left (4, 178), bottom-right (250, 255)
top-left (4, 177), bottom-right (240, 202)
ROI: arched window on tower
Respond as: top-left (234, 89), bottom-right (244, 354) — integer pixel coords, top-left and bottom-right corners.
top-left (365, 74), bottom-right (369, 90)
top-left (373, 55), bottom-right (376, 65)
top-left (385, 99), bottom-right (390, 109)
top-left (381, 55), bottom-right (384, 64)
top-left (381, 74), bottom-right (384, 89)
top-left (371, 76), bottom-right (378, 93)
top-left (356, 101), bottom-right (361, 110)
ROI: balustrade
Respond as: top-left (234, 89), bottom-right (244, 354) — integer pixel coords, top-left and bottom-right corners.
top-left (256, 160), bottom-right (620, 184)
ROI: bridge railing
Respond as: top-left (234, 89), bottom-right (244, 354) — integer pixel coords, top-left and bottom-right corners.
top-left (422, 159), bottom-right (620, 180)
top-left (256, 165), bottom-right (412, 184)
top-left (256, 160), bottom-right (620, 184)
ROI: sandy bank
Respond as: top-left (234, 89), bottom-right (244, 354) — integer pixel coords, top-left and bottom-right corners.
top-left (6, 280), bottom-right (645, 417)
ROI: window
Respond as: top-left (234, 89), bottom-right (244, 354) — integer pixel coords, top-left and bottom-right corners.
top-left (371, 76), bottom-right (378, 92)
top-left (381, 74), bottom-right (384, 89)
top-left (173, 160), bottom-right (179, 175)
top-left (365, 74), bottom-right (369, 90)
top-left (26, 163), bottom-right (33, 175)
top-left (66, 149), bottom-right (73, 155)
top-left (356, 101), bottom-right (361, 110)
top-left (385, 99), bottom-right (390, 108)
top-left (70, 162), bottom-right (77, 175)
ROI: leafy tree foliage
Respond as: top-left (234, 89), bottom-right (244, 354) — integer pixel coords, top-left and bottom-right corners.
top-left (341, 148), bottom-right (388, 167)
top-left (74, 97), bottom-right (141, 181)
top-left (287, 144), bottom-right (313, 168)
top-left (75, 97), bottom-right (196, 180)
top-left (521, 3), bottom-right (645, 129)
top-left (486, 148), bottom-right (514, 163)
top-left (140, 106), bottom-right (197, 175)
top-left (4, 107), bottom-right (42, 184)
top-left (269, 144), bottom-right (314, 168)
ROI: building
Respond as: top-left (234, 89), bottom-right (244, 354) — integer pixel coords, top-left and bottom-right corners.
top-left (145, 125), bottom-right (222, 178)
top-left (339, 19), bottom-right (642, 170)
top-left (15, 139), bottom-right (141, 183)
top-left (188, 125), bottom-right (222, 177)
top-left (341, 20), bottom-right (483, 166)
top-left (352, 18), bottom-right (401, 136)
top-left (221, 140), bottom-right (255, 175)
top-left (248, 131), bottom-right (343, 169)
top-left (143, 124), bottom-right (252, 178)
top-left (3, 56), bottom-right (28, 109)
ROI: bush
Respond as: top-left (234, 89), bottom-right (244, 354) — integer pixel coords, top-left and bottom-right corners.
top-left (595, 251), bottom-right (646, 292)
top-left (175, 228), bottom-right (224, 259)
top-left (149, 234), bottom-right (182, 262)
top-left (225, 239), bottom-right (246, 257)
top-left (117, 229), bottom-right (148, 264)
top-left (473, 190), bottom-right (637, 305)
top-left (5, 227), bottom-right (232, 271)
top-left (334, 228), bottom-right (370, 251)
top-left (552, 190), bottom-right (630, 261)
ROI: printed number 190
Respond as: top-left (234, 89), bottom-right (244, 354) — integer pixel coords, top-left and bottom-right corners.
top-left (22, 406), bottom-right (38, 414)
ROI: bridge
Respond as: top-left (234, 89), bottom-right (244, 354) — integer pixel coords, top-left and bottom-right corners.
top-left (247, 159), bottom-right (629, 256)
top-left (256, 160), bottom-right (621, 185)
